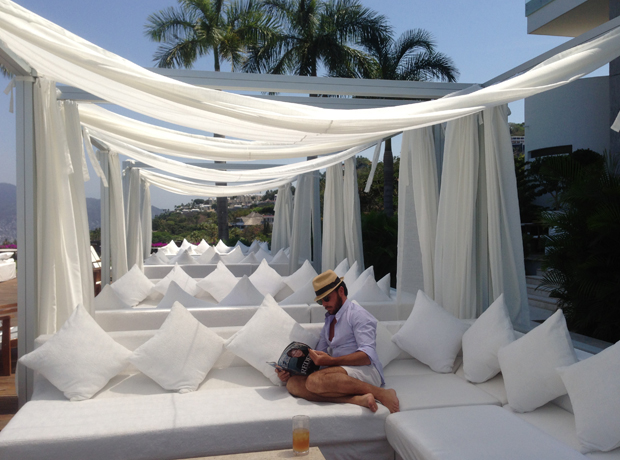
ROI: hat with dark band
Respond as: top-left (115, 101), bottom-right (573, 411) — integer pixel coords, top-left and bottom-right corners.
top-left (313, 270), bottom-right (344, 302)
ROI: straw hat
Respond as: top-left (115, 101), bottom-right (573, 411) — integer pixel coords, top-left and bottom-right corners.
top-left (313, 270), bottom-right (344, 302)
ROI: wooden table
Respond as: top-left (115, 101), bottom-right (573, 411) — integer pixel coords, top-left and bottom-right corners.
top-left (178, 446), bottom-right (325, 459)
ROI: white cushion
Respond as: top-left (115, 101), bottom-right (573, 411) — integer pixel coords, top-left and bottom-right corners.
top-left (196, 261), bottom-right (238, 302)
top-left (225, 295), bottom-right (319, 385)
top-left (557, 340), bottom-right (620, 453)
top-left (348, 265), bottom-right (374, 296)
top-left (110, 264), bottom-right (155, 306)
top-left (194, 239), bottom-right (210, 255)
top-left (19, 304), bottom-right (131, 401)
top-left (377, 273), bottom-right (390, 297)
top-left (215, 240), bottom-right (232, 254)
top-left (130, 302), bottom-right (224, 393)
top-left (196, 246), bottom-right (217, 264)
top-left (334, 258), bottom-right (349, 277)
top-left (254, 247), bottom-right (273, 263)
top-left (391, 290), bottom-right (469, 373)
top-left (259, 241), bottom-right (270, 252)
top-left (218, 275), bottom-right (265, 306)
top-left (0, 252), bottom-right (13, 260)
top-left (274, 284), bottom-right (295, 302)
top-left (144, 253), bottom-right (165, 266)
top-left (349, 276), bottom-right (391, 303)
top-left (155, 249), bottom-right (170, 263)
top-left (376, 321), bottom-right (401, 368)
top-left (498, 309), bottom-right (577, 413)
top-left (163, 240), bottom-right (179, 255)
top-left (221, 246), bottom-right (245, 264)
top-left (168, 248), bottom-right (197, 265)
top-left (249, 259), bottom-right (285, 296)
top-left (343, 260), bottom-right (360, 288)
top-left (234, 240), bottom-right (250, 254)
top-left (279, 279), bottom-right (316, 306)
top-left (179, 239), bottom-right (193, 251)
top-left (94, 284), bottom-right (132, 311)
top-left (462, 294), bottom-right (515, 383)
top-left (152, 264), bottom-right (199, 297)
top-left (240, 252), bottom-right (259, 264)
top-left (248, 240), bottom-right (261, 254)
top-left (157, 281), bottom-right (215, 309)
top-left (269, 249), bottom-right (289, 265)
top-left (283, 259), bottom-right (318, 292)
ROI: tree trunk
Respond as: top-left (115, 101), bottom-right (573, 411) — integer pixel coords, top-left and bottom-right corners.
top-left (383, 138), bottom-right (394, 217)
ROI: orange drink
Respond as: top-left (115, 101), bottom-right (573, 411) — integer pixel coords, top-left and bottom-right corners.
top-left (292, 415), bottom-right (310, 455)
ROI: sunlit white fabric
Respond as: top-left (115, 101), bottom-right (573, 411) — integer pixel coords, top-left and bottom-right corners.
top-left (343, 157), bottom-right (364, 270)
top-left (125, 168), bottom-right (143, 271)
top-left (289, 173), bottom-right (313, 273)
top-left (141, 180), bottom-right (152, 261)
top-left (105, 151), bottom-right (128, 281)
top-left (271, 184), bottom-right (293, 254)
top-left (322, 164), bottom-right (346, 271)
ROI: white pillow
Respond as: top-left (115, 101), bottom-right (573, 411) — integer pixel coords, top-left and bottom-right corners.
top-left (240, 252), bottom-right (259, 264)
top-left (221, 246), bottom-right (245, 264)
top-left (334, 258), bottom-right (349, 277)
top-left (283, 259), bottom-right (318, 292)
top-left (348, 265), bottom-right (374, 296)
top-left (155, 249), bottom-right (170, 264)
top-left (462, 294), bottom-right (515, 383)
top-left (179, 239), bottom-right (193, 251)
top-left (19, 304), bottom-right (131, 401)
top-left (152, 264), bottom-right (199, 296)
top-left (94, 284), bottom-right (132, 311)
top-left (279, 280), bottom-right (316, 306)
top-left (169, 248), bottom-right (197, 265)
top-left (218, 275), bottom-right (265, 306)
top-left (225, 295), bottom-right (318, 385)
top-left (254, 247), bottom-right (273, 263)
top-left (215, 240), bottom-right (232, 254)
top-left (375, 321), bottom-right (401, 368)
top-left (391, 290), bottom-right (469, 373)
top-left (274, 284), bottom-right (295, 302)
top-left (235, 240), bottom-right (250, 254)
top-left (144, 253), bottom-right (165, 266)
top-left (377, 273), bottom-right (391, 297)
top-left (194, 239), bottom-right (210, 255)
top-left (259, 241), bottom-right (270, 252)
top-left (0, 252), bottom-right (14, 260)
top-left (157, 281), bottom-right (215, 309)
top-left (196, 261), bottom-right (238, 302)
top-left (130, 302), bottom-right (224, 393)
top-left (498, 309), bottom-right (577, 413)
top-left (249, 259), bottom-right (285, 296)
top-left (343, 260), bottom-right (360, 288)
top-left (248, 240), bottom-right (261, 254)
top-left (270, 249), bottom-right (289, 265)
top-left (110, 264), bottom-right (154, 306)
top-left (197, 246), bottom-right (217, 264)
top-left (163, 240), bottom-right (180, 255)
top-left (557, 341), bottom-right (620, 453)
top-left (349, 276), bottom-right (391, 303)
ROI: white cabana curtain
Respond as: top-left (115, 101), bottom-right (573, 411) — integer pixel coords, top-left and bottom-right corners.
top-left (322, 164), bottom-right (346, 271)
top-left (105, 151), bottom-right (128, 281)
top-left (34, 79), bottom-right (92, 334)
top-left (289, 173), bottom-right (314, 273)
top-left (397, 128), bottom-right (437, 302)
top-left (271, 183), bottom-right (293, 253)
top-left (125, 168), bottom-right (143, 270)
top-left (141, 180), bottom-right (152, 259)
top-left (483, 105), bottom-right (530, 325)
top-left (433, 114), bottom-right (482, 319)
top-left (343, 157), bottom-right (364, 269)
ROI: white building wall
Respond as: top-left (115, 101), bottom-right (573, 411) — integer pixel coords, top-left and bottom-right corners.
top-left (525, 76), bottom-right (610, 159)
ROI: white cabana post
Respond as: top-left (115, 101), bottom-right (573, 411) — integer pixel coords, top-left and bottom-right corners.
top-left (125, 167), bottom-right (143, 271)
top-left (271, 184), bottom-right (293, 254)
top-left (105, 151), bottom-right (129, 281)
top-left (343, 157), bottom-right (364, 270)
top-left (141, 179), bottom-right (152, 260)
top-left (322, 163), bottom-right (346, 271)
top-left (289, 173), bottom-right (314, 273)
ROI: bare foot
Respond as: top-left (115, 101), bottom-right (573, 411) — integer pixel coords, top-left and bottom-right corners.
top-left (376, 388), bottom-right (400, 413)
top-left (352, 393), bottom-right (378, 412)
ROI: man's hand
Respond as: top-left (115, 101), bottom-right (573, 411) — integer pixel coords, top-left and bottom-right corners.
top-left (308, 349), bottom-right (333, 366)
top-left (275, 367), bottom-right (291, 383)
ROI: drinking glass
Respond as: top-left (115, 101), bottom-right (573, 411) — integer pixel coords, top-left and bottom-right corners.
top-left (292, 415), bottom-right (310, 455)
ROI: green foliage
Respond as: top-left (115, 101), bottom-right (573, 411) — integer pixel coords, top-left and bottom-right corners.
top-left (361, 211), bottom-right (398, 288)
top-left (356, 156), bottom-right (399, 213)
top-left (90, 227), bottom-right (101, 242)
top-left (509, 122), bottom-right (524, 136)
top-left (262, 190), bottom-right (277, 201)
top-left (514, 154), bottom-right (541, 224)
top-left (539, 151), bottom-right (620, 343)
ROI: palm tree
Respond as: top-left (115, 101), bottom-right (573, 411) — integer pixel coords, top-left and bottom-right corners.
top-left (362, 29), bottom-right (459, 216)
top-left (243, 0), bottom-right (390, 78)
top-left (145, 0), bottom-right (277, 240)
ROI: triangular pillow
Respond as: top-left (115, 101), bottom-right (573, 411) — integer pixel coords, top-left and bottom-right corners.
top-left (222, 246), bottom-right (245, 264)
top-left (334, 258), bottom-right (350, 277)
top-left (283, 260), bottom-right (318, 292)
top-left (349, 265), bottom-right (374, 296)
top-left (197, 262), bottom-right (239, 302)
top-left (249, 259), bottom-right (285, 296)
top-left (179, 239), bottom-right (192, 251)
top-left (279, 279), bottom-right (316, 305)
top-left (343, 260), bottom-right (360, 288)
top-left (215, 240), bottom-right (232, 254)
top-left (157, 281), bottom-right (215, 309)
top-left (349, 277), bottom-right (391, 303)
top-left (240, 252), bottom-right (259, 264)
top-left (155, 249), bottom-right (171, 264)
top-left (169, 248), bottom-right (198, 265)
top-left (163, 240), bottom-right (180, 256)
top-left (197, 247), bottom-right (217, 264)
top-left (377, 273), bottom-right (391, 297)
top-left (195, 239), bottom-right (210, 255)
top-left (144, 253), bottom-right (165, 266)
top-left (255, 247), bottom-right (273, 263)
top-left (111, 264), bottom-right (154, 306)
top-left (218, 276), bottom-right (265, 306)
top-left (258, 241), bottom-right (270, 252)
top-left (235, 240), bottom-right (250, 254)
top-left (152, 264), bottom-right (199, 296)
top-left (270, 249), bottom-right (289, 265)
top-left (249, 240), bottom-right (261, 254)
top-left (94, 284), bottom-right (132, 311)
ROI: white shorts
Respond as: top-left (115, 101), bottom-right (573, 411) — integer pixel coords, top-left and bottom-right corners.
top-left (341, 365), bottom-right (382, 387)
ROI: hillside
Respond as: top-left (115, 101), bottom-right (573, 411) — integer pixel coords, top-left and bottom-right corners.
top-left (0, 183), bottom-right (163, 242)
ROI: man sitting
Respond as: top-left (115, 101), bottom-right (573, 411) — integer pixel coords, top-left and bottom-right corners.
top-left (276, 270), bottom-right (399, 413)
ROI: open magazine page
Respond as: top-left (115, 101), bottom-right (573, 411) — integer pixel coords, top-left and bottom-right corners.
top-left (267, 342), bottom-right (320, 376)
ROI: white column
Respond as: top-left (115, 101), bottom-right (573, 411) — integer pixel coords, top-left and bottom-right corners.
top-left (98, 150), bottom-right (111, 288)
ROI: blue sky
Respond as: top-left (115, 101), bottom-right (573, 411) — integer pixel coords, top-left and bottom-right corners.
top-left (0, 0), bottom-right (601, 209)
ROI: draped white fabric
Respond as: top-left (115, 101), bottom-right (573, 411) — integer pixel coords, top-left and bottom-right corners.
top-left (322, 164), bottom-right (346, 271)
top-left (271, 184), bottom-right (293, 254)
top-left (434, 114), bottom-right (481, 319)
top-left (289, 173), bottom-right (314, 273)
top-left (482, 106), bottom-right (530, 326)
top-left (105, 151), bottom-right (128, 281)
top-left (125, 168), bottom-right (143, 270)
top-left (1, 0), bottom-right (619, 143)
top-left (343, 157), bottom-right (364, 270)
top-left (34, 79), bottom-right (92, 334)
top-left (397, 129), bottom-right (436, 301)
top-left (141, 180), bottom-right (152, 260)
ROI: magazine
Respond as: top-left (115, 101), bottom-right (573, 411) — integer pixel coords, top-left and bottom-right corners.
top-left (267, 341), bottom-right (320, 376)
